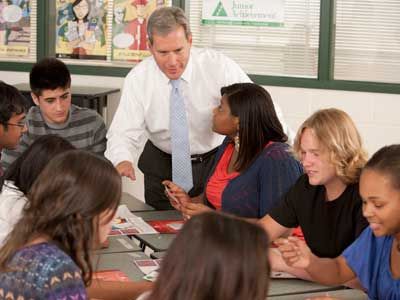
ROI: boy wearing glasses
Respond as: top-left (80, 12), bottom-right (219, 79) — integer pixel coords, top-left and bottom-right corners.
top-left (1, 58), bottom-right (107, 170)
top-left (0, 81), bottom-right (28, 175)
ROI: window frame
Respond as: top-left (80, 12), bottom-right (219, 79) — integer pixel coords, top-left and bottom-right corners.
top-left (1, 0), bottom-right (399, 94)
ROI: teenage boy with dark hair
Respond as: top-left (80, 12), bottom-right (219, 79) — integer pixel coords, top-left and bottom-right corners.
top-left (1, 57), bottom-right (107, 169)
top-left (0, 81), bottom-right (28, 175)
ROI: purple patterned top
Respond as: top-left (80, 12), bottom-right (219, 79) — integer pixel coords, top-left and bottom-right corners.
top-left (0, 242), bottom-right (87, 299)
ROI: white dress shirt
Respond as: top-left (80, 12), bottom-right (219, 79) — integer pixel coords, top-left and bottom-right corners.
top-left (106, 47), bottom-right (292, 166)
top-left (0, 181), bottom-right (26, 246)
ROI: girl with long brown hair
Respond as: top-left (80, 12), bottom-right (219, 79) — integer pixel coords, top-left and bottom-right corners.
top-left (0, 150), bottom-right (120, 299)
top-left (0, 135), bottom-right (75, 246)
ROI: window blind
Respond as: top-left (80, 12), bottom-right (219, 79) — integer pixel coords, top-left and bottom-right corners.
top-left (334, 0), bottom-right (400, 84)
top-left (29, 0), bottom-right (36, 61)
top-left (186, 0), bottom-right (320, 78)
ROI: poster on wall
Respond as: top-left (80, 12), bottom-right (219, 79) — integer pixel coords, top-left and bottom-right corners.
top-left (55, 0), bottom-right (108, 60)
top-left (0, 0), bottom-right (31, 58)
top-left (202, 0), bottom-right (285, 27)
top-left (112, 0), bottom-right (168, 62)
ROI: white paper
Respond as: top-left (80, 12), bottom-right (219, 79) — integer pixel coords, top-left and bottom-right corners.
top-left (110, 205), bottom-right (158, 235)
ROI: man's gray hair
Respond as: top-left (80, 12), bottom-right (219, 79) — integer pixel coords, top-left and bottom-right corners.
top-left (147, 6), bottom-right (191, 44)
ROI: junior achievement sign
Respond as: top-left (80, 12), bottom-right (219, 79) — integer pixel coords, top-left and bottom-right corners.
top-left (202, 0), bottom-right (285, 27)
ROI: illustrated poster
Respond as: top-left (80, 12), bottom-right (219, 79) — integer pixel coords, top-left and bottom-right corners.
top-left (112, 0), bottom-right (168, 62)
top-left (0, 0), bottom-right (31, 58)
top-left (56, 0), bottom-right (108, 60)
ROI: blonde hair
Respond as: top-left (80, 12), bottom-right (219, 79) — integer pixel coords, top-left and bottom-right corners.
top-left (293, 108), bottom-right (367, 184)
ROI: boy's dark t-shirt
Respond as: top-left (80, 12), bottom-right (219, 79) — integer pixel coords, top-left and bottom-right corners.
top-left (270, 174), bottom-right (368, 258)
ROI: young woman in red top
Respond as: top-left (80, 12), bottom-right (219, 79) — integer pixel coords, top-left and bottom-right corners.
top-left (163, 83), bottom-right (302, 219)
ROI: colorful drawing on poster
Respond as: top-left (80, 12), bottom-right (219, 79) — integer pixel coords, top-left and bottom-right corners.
top-left (55, 0), bottom-right (108, 60)
top-left (112, 0), bottom-right (168, 62)
top-left (0, 0), bottom-right (31, 58)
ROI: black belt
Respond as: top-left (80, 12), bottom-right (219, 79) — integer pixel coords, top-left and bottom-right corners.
top-left (190, 147), bottom-right (218, 163)
top-left (147, 141), bottom-right (218, 164)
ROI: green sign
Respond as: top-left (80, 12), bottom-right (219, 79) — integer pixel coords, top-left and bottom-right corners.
top-left (202, 0), bottom-right (285, 27)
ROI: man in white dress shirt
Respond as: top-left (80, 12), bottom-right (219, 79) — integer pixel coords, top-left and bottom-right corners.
top-left (106, 6), bottom-right (292, 209)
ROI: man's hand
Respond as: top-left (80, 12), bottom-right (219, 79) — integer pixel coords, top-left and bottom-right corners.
top-left (116, 161), bottom-right (136, 180)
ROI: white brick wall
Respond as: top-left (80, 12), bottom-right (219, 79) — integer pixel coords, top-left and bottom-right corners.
top-left (266, 85), bottom-right (400, 156)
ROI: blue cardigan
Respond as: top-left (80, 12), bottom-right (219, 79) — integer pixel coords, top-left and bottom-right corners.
top-left (204, 138), bottom-right (303, 218)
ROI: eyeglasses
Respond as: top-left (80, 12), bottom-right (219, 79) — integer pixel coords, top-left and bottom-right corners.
top-left (6, 122), bottom-right (26, 129)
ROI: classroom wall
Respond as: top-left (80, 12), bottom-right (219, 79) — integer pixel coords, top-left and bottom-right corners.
top-left (2, 70), bottom-right (400, 201)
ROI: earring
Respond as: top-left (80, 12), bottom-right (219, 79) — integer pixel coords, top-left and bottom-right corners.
top-left (234, 133), bottom-right (240, 152)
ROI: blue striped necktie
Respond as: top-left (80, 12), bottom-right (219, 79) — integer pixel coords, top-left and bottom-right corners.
top-left (170, 79), bottom-right (193, 192)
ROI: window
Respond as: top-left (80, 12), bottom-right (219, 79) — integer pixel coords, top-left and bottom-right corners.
top-left (334, 0), bottom-right (400, 84)
top-left (187, 0), bottom-right (321, 78)
top-left (2, 0), bottom-right (400, 94)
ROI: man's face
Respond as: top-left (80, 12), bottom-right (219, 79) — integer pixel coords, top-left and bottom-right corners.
top-left (32, 87), bottom-right (72, 125)
top-left (148, 26), bottom-right (192, 80)
top-left (0, 112), bottom-right (27, 150)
